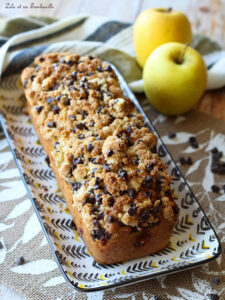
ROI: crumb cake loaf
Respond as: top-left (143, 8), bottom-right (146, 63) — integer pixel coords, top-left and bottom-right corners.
top-left (21, 53), bottom-right (179, 264)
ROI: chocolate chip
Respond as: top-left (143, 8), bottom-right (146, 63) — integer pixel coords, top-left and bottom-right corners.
top-left (0, 241), bottom-right (3, 249)
top-left (127, 126), bottom-right (133, 133)
top-left (128, 204), bottom-right (137, 216)
top-left (71, 182), bottom-right (82, 191)
top-left (17, 256), bottom-right (25, 265)
top-left (54, 142), bottom-right (59, 149)
top-left (49, 83), bottom-right (59, 91)
top-left (140, 209), bottom-right (150, 224)
top-left (45, 155), bottom-right (50, 167)
top-left (104, 65), bottom-right (112, 72)
top-left (91, 227), bottom-right (111, 242)
top-left (168, 132), bottom-right (176, 139)
top-left (211, 185), bottom-right (220, 193)
top-left (65, 60), bottom-right (75, 66)
top-left (104, 164), bottom-right (110, 172)
top-left (30, 75), bottom-right (36, 81)
top-left (67, 79), bottom-right (74, 86)
top-left (47, 121), bottom-right (56, 128)
top-left (72, 127), bottom-right (77, 133)
top-left (90, 121), bottom-right (95, 127)
top-left (186, 156), bottom-right (192, 165)
top-left (89, 55), bottom-right (94, 60)
top-left (55, 95), bottom-right (61, 101)
top-left (173, 205), bottom-right (180, 215)
top-left (118, 169), bottom-right (127, 180)
top-left (108, 197), bottom-right (114, 207)
top-left (128, 189), bottom-right (137, 199)
top-left (83, 195), bottom-right (95, 206)
top-left (211, 147), bottom-right (218, 154)
top-left (107, 215), bottom-right (115, 223)
top-left (190, 142), bottom-right (199, 149)
top-left (87, 143), bottom-right (94, 153)
top-left (46, 97), bottom-right (53, 103)
top-left (210, 294), bottom-right (219, 300)
top-left (120, 190), bottom-right (128, 195)
top-left (97, 212), bottom-right (104, 220)
top-left (35, 106), bottom-right (43, 113)
top-left (179, 157), bottom-right (186, 165)
top-left (73, 157), bottom-right (84, 165)
top-left (107, 149), bottom-right (114, 157)
top-left (64, 97), bottom-right (70, 106)
top-left (97, 66), bottom-right (102, 72)
top-left (39, 57), bottom-right (45, 62)
top-left (134, 157), bottom-right (139, 165)
top-left (89, 157), bottom-right (98, 164)
top-left (51, 105), bottom-right (60, 114)
top-left (142, 176), bottom-right (152, 188)
top-left (153, 297), bottom-right (162, 300)
top-left (189, 136), bottom-right (196, 143)
top-left (76, 123), bottom-right (86, 130)
top-left (212, 277), bottom-right (221, 284)
top-left (93, 218), bottom-right (99, 227)
top-left (146, 163), bottom-right (154, 171)
top-left (219, 166), bottom-right (225, 175)
top-left (78, 134), bottom-right (85, 140)
top-left (145, 191), bottom-right (152, 198)
top-left (81, 77), bottom-right (87, 82)
top-left (81, 110), bottom-right (88, 119)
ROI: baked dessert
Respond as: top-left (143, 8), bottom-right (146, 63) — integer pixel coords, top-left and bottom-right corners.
top-left (21, 53), bottom-right (179, 264)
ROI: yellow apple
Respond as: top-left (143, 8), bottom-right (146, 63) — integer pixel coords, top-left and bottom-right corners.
top-left (143, 42), bottom-right (207, 116)
top-left (134, 8), bottom-right (192, 68)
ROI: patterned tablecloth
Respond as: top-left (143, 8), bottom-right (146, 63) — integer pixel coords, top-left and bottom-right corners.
top-left (0, 15), bottom-right (224, 300)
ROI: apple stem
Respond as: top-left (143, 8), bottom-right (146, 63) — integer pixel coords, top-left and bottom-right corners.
top-left (178, 43), bottom-right (189, 64)
top-left (167, 7), bottom-right (172, 12)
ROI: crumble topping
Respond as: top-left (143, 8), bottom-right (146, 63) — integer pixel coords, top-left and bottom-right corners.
top-left (22, 53), bottom-right (179, 245)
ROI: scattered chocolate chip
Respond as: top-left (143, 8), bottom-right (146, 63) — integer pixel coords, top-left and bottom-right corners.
top-left (128, 189), bottom-right (137, 199)
top-left (55, 95), bottom-right (61, 101)
top-left (153, 296), bottom-right (162, 300)
top-left (73, 157), bottom-right (84, 165)
top-left (89, 157), bottom-right (98, 164)
top-left (150, 145), bottom-right (157, 153)
top-left (93, 218), bottom-right (99, 227)
top-left (81, 76), bottom-right (87, 82)
top-left (81, 110), bottom-right (88, 119)
top-left (89, 55), bottom-right (94, 60)
top-left (0, 241), bottom-right (3, 249)
top-left (30, 75), bottom-right (36, 81)
top-left (186, 156), bottom-right (193, 165)
top-left (173, 205), bottom-right (180, 215)
top-left (104, 65), bottom-right (112, 72)
top-left (127, 126), bottom-right (133, 133)
top-left (78, 134), bottom-right (85, 140)
top-left (191, 142), bottom-right (199, 149)
top-left (71, 182), bottom-right (82, 191)
top-left (90, 121), bottom-right (95, 127)
top-left (35, 106), bottom-right (43, 113)
top-left (211, 185), bottom-right (220, 193)
top-left (211, 147), bottom-right (218, 154)
top-left (168, 132), bottom-right (176, 139)
top-left (39, 57), bottom-right (45, 62)
top-left (107, 149), bottom-right (114, 157)
top-left (189, 136), bottom-right (196, 143)
top-left (47, 121), bottom-right (56, 128)
top-left (120, 190), bottom-right (128, 196)
top-left (91, 206), bottom-right (99, 215)
top-left (134, 157), bottom-right (139, 165)
top-left (45, 155), bottom-right (50, 167)
top-left (179, 157), bottom-right (186, 165)
top-left (91, 227), bottom-right (111, 242)
top-left (107, 215), bottom-right (115, 223)
top-left (68, 115), bottom-right (76, 120)
top-left (210, 294), bottom-right (219, 300)
top-left (49, 83), bottom-right (59, 91)
top-left (145, 191), bottom-right (152, 199)
top-left (108, 197), bottom-right (115, 207)
top-left (212, 277), bottom-right (221, 285)
top-left (16, 256), bottom-right (25, 265)
top-left (97, 105), bottom-right (104, 113)
top-left (72, 127), bottom-right (77, 133)
top-left (118, 169), bottom-right (127, 180)
top-left (51, 105), bottom-right (60, 114)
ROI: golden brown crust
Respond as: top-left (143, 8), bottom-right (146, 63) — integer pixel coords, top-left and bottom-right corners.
top-left (22, 53), bottom-right (179, 264)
